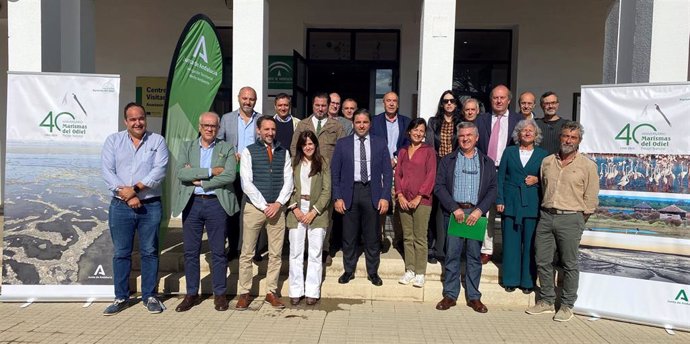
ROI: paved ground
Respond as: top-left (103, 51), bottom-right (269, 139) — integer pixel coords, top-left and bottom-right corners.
top-left (0, 296), bottom-right (687, 343)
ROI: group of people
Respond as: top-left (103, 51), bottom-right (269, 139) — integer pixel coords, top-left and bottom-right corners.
top-left (100, 84), bottom-right (598, 323)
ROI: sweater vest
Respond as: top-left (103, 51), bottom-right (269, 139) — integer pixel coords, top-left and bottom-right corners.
top-left (247, 142), bottom-right (286, 204)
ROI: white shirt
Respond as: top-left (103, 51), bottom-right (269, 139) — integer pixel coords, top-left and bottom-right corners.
top-left (311, 115), bottom-right (325, 131)
top-left (300, 160), bottom-right (312, 196)
top-left (354, 134), bottom-right (372, 182)
top-left (519, 148), bottom-right (534, 167)
top-left (239, 144), bottom-right (293, 210)
top-left (491, 111), bottom-right (510, 166)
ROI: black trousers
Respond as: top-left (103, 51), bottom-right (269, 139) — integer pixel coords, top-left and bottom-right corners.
top-left (342, 182), bottom-right (381, 275)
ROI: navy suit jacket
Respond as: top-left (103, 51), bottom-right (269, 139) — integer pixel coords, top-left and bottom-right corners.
top-left (476, 110), bottom-right (521, 155)
top-left (371, 113), bottom-right (411, 157)
top-left (331, 134), bottom-right (393, 209)
top-left (434, 149), bottom-right (497, 216)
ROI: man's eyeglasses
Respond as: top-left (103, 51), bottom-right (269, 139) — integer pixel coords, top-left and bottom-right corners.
top-left (442, 98), bottom-right (457, 104)
top-left (200, 124), bottom-right (219, 130)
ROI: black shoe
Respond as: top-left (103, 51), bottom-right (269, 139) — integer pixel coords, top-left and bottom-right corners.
top-left (367, 273), bottom-right (383, 286)
top-left (521, 288), bottom-right (534, 294)
top-left (428, 255), bottom-right (438, 264)
top-left (505, 286), bottom-right (516, 293)
top-left (338, 272), bottom-right (355, 284)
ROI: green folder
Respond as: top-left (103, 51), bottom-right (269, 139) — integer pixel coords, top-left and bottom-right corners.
top-left (448, 215), bottom-right (487, 241)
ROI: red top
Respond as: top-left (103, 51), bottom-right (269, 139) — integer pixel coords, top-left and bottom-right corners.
top-left (394, 143), bottom-right (437, 206)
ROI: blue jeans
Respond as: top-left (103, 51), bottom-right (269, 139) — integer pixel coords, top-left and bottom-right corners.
top-left (109, 198), bottom-right (161, 300)
top-left (442, 212), bottom-right (483, 301)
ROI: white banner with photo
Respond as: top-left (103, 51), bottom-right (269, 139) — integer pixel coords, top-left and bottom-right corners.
top-left (577, 82), bottom-right (690, 331)
top-left (2, 72), bottom-right (119, 301)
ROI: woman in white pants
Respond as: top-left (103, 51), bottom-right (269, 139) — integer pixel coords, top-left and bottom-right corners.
top-left (286, 131), bottom-right (331, 306)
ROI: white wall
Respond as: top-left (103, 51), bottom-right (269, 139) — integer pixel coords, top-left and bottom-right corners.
top-left (93, 0), bottom-right (609, 134)
top-left (94, 0), bottom-right (232, 132)
top-left (457, 0), bottom-right (611, 119)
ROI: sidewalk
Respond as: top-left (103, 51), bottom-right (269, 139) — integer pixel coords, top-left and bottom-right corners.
top-left (0, 297), bottom-right (687, 344)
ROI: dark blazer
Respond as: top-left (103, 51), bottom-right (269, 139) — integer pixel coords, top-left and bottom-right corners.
top-left (434, 149), bottom-right (497, 216)
top-left (475, 110), bottom-right (521, 155)
top-left (371, 113), bottom-right (411, 157)
top-left (496, 145), bottom-right (549, 223)
top-left (331, 134), bottom-right (393, 209)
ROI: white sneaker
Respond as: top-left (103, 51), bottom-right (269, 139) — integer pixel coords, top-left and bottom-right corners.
top-left (398, 270), bottom-right (415, 285)
top-left (412, 274), bottom-right (425, 288)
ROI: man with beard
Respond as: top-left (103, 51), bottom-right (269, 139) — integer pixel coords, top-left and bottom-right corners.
top-left (218, 86), bottom-right (263, 260)
top-left (535, 91), bottom-right (568, 155)
top-left (526, 121), bottom-right (599, 322)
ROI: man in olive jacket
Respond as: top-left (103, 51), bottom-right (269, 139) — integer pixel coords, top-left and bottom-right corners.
top-left (172, 112), bottom-right (239, 313)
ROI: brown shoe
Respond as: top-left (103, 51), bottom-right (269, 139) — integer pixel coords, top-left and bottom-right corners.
top-left (480, 254), bottom-right (492, 265)
top-left (290, 297), bottom-right (302, 306)
top-left (467, 299), bottom-right (488, 313)
top-left (175, 294), bottom-right (199, 312)
top-left (235, 293), bottom-right (250, 311)
top-left (305, 297), bottom-right (318, 306)
top-left (435, 296), bottom-right (457, 310)
top-left (214, 294), bottom-right (229, 311)
top-left (264, 293), bottom-right (285, 309)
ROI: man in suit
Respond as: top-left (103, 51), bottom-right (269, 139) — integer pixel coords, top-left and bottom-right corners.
top-left (475, 84), bottom-right (521, 264)
top-left (291, 92), bottom-right (345, 162)
top-left (371, 91), bottom-right (411, 168)
top-left (173, 112), bottom-right (238, 313)
top-left (332, 108), bottom-right (393, 286)
top-left (217, 86), bottom-right (263, 260)
top-left (435, 121), bottom-right (497, 313)
top-left (370, 91), bottom-right (410, 250)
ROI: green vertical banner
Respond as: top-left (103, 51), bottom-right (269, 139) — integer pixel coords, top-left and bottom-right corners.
top-left (161, 14), bottom-right (223, 230)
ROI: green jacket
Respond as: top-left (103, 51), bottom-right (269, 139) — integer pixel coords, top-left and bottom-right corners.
top-left (286, 159), bottom-right (331, 228)
top-left (173, 138), bottom-right (239, 217)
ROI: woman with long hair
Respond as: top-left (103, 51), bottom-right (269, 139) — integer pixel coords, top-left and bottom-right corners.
top-left (286, 131), bottom-right (331, 306)
top-left (425, 90), bottom-right (462, 264)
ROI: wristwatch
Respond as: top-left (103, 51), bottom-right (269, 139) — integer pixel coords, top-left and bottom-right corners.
top-left (132, 185), bottom-right (141, 193)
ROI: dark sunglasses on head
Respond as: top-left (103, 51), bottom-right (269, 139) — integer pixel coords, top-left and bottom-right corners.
top-left (442, 98), bottom-right (457, 104)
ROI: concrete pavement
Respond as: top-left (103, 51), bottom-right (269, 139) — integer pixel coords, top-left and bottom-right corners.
top-left (1, 297), bottom-right (688, 343)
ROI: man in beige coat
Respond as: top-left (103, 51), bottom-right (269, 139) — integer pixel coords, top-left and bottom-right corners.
top-left (291, 92), bottom-right (345, 162)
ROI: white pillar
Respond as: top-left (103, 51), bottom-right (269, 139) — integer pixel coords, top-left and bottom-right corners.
top-left (8, 0), bottom-right (94, 73)
top-left (603, 0), bottom-right (689, 84)
top-left (648, 0), bottom-right (690, 82)
top-left (417, 0), bottom-right (456, 120)
top-left (8, 0), bottom-right (42, 72)
top-left (232, 0), bottom-right (269, 114)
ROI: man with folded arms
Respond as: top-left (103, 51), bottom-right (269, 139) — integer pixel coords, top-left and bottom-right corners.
top-left (101, 103), bottom-right (169, 315)
top-left (526, 121), bottom-right (598, 322)
top-left (434, 122), bottom-right (496, 313)
top-left (236, 116), bottom-right (293, 310)
top-left (173, 112), bottom-right (238, 312)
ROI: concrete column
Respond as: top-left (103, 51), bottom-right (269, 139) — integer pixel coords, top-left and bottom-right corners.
top-left (8, 0), bottom-right (94, 73)
top-left (232, 0), bottom-right (268, 114)
top-left (603, 0), bottom-right (689, 84)
top-left (648, 0), bottom-right (690, 82)
top-left (417, 0), bottom-right (456, 120)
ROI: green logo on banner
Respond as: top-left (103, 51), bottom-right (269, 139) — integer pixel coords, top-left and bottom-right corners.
top-left (268, 55), bottom-right (293, 89)
top-left (676, 289), bottom-right (688, 302)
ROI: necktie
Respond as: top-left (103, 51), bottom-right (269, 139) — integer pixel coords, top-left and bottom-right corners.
top-left (487, 115), bottom-right (502, 162)
top-left (316, 119), bottom-right (322, 135)
top-left (266, 143), bottom-right (273, 163)
top-left (359, 136), bottom-right (368, 183)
